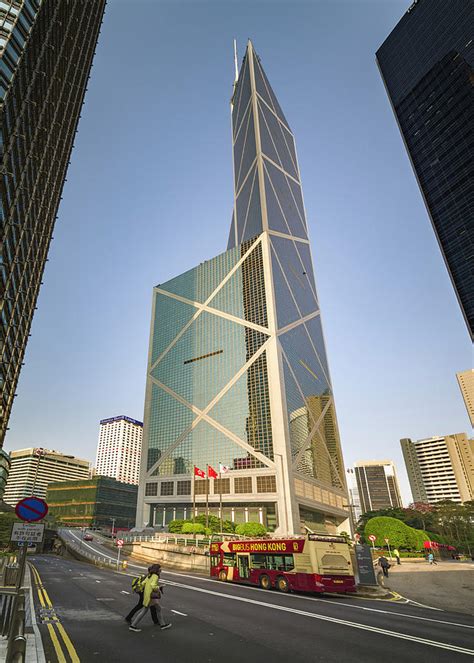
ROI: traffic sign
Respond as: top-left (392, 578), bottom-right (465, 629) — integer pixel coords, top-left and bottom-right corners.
top-left (11, 523), bottom-right (45, 544)
top-left (368, 534), bottom-right (376, 542)
top-left (15, 496), bottom-right (48, 522)
top-left (117, 539), bottom-right (124, 548)
top-left (354, 533), bottom-right (361, 542)
top-left (384, 537), bottom-right (389, 543)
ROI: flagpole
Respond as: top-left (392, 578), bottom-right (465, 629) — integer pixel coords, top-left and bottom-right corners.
top-left (219, 469), bottom-right (223, 536)
top-left (192, 467), bottom-right (196, 527)
top-left (205, 465), bottom-right (209, 530)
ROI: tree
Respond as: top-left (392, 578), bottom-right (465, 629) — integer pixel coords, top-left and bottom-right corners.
top-left (235, 522), bottom-right (267, 537)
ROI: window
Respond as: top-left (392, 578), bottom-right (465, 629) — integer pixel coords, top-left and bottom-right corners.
top-left (234, 477), bottom-right (252, 493)
top-left (177, 480), bottom-right (191, 496)
top-left (194, 479), bottom-right (209, 495)
top-left (223, 553), bottom-right (236, 567)
top-left (160, 481), bottom-right (174, 496)
top-left (266, 554), bottom-right (294, 571)
top-left (145, 483), bottom-right (157, 496)
top-left (213, 478), bottom-right (230, 494)
top-left (256, 475), bottom-right (276, 492)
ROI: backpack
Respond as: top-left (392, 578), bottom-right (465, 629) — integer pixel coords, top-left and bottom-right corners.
top-left (132, 574), bottom-right (146, 593)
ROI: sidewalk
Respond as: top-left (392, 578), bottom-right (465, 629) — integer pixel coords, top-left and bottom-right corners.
top-left (385, 559), bottom-right (474, 614)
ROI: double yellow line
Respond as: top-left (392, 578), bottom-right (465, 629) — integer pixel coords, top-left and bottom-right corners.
top-left (29, 564), bottom-right (80, 663)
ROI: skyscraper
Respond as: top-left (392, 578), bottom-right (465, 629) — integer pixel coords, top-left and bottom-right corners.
top-left (401, 434), bottom-right (474, 504)
top-left (456, 370), bottom-right (474, 428)
top-left (0, 1), bottom-right (106, 452)
top-left (353, 461), bottom-right (402, 514)
top-left (136, 42), bottom-right (349, 535)
top-left (376, 0), bottom-right (474, 340)
top-left (96, 415), bottom-right (143, 485)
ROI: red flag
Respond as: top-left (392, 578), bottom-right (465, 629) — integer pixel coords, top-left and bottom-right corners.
top-left (207, 465), bottom-right (218, 479)
top-left (194, 466), bottom-right (205, 478)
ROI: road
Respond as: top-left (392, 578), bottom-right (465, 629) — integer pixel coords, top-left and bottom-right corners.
top-left (27, 532), bottom-right (473, 662)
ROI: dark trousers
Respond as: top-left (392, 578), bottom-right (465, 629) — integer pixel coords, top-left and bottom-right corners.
top-left (126, 593), bottom-right (159, 624)
top-left (396, 556), bottom-right (401, 565)
top-left (381, 566), bottom-right (389, 577)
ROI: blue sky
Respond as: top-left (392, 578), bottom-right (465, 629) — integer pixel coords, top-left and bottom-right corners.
top-left (6, 0), bottom-right (472, 505)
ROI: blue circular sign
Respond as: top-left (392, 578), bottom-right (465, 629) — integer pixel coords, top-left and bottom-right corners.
top-left (15, 496), bottom-right (48, 522)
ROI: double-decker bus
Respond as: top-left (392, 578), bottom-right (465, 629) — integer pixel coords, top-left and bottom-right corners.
top-left (210, 534), bottom-right (355, 594)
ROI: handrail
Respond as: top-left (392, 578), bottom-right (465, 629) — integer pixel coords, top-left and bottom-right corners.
top-left (2, 588), bottom-right (26, 663)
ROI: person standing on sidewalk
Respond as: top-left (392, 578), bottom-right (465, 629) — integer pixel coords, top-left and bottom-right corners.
top-left (129, 564), bottom-right (172, 632)
top-left (393, 548), bottom-right (401, 565)
top-left (427, 551), bottom-right (438, 565)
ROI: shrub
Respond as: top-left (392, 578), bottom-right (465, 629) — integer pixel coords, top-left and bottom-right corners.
top-left (235, 522), bottom-right (267, 537)
top-left (181, 522), bottom-right (206, 535)
top-left (365, 516), bottom-right (418, 550)
top-left (168, 519), bottom-right (185, 533)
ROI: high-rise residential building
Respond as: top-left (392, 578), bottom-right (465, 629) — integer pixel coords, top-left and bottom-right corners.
top-left (401, 434), bottom-right (474, 504)
top-left (0, 448), bottom-right (11, 500)
top-left (456, 370), bottom-right (474, 428)
top-left (3, 447), bottom-right (90, 506)
top-left (136, 41), bottom-right (349, 535)
top-left (353, 461), bottom-right (402, 514)
top-left (96, 416), bottom-right (143, 485)
top-left (0, 1), bottom-right (106, 450)
top-left (376, 0), bottom-right (474, 340)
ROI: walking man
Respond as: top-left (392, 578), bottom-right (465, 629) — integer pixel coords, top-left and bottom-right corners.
top-left (393, 548), bottom-right (401, 565)
top-left (129, 564), bottom-right (172, 632)
top-left (378, 555), bottom-right (390, 577)
top-left (427, 551), bottom-right (437, 565)
top-left (125, 568), bottom-right (160, 626)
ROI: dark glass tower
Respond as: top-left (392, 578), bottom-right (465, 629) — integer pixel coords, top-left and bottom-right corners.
top-left (0, 0), bottom-right (106, 453)
top-left (137, 42), bottom-right (349, 535)
top-left (376, 0), bottom-right (474, 340)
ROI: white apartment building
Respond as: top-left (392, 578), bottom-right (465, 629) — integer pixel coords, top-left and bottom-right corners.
top-left (95, 416), bottom-right (142, 485)
top-left (401, 434), bottom-right (474, 504)
top-left (3, 448), bottom-right (90, 506)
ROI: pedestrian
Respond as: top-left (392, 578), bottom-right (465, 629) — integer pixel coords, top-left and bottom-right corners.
top-left (378, 555), bottom-right (391, 577)
top-left (393, 548), bottom-right (401, 565)
top-left (129, 563), bottom-right (172, 632)
top-left (125, 568), bottom-right (160, 626)
top-left (427, 551), bottom-right (437, 565)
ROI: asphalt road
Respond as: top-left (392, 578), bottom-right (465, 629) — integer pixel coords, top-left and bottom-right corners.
top-left (29, 538), bottom-right (474, 663)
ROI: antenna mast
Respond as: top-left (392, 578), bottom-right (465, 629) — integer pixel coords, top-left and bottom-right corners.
top-left (233, 39), bottom-right (238, 83)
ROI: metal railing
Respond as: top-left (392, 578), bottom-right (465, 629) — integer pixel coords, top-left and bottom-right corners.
top-left (1, 587), bottom-right (26, 663)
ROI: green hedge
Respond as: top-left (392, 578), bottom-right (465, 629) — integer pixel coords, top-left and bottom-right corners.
top-left (364, 516), bottom-right (430, 550)
top-left (235, 522), bottom-right (267, 537)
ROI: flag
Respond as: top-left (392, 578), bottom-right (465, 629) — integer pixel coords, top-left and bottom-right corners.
top-left (207, 465), bottom-right (218, 479)
top-left (194, 466), bottom-right (205, 479)
top-left (219, 463), bottom-right (230, 474)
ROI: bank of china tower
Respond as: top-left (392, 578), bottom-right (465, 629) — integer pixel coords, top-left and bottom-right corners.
top-left (137, 42), bottom-right (349, 535)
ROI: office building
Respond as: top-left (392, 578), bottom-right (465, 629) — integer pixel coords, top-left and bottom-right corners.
top-left (456, 370), bottom-right (474, 428)
top-left (345, 469), bottom-right (362, 522)
top-left (136, 41), bottom-right (349, 535)
top-left (401, 434), bottom-right (474, 504)
top-left (0, 0), bottom-right (106, 450)
top-left (354, 461), bottom-right (403, 514)
top-left (3, 447), bottom-right (90, 506)
top-left (96, 416), bottom-right (143, 485)
top-left (46, 476), bottom-right (138, 529)
top-left (377, 0), bottom-right (474, 340)
top-left (0, 448), bottom-right (11, 501)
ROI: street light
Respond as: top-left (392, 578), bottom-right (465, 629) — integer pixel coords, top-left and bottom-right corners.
top-left (110, 517), bottom-right (116, 539)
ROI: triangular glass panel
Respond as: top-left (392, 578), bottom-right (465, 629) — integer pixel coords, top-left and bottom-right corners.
top-left (227, 211), bottom-right (236, 251)
top-left (208, 351), bottom-right (273, 461)
top-left (264, 163), bottom-right (291, 235)
top-left (279, 322), bottom-right (331, 409)
top-left (233, 103), bottom-right (251, 188)
top-left (294, 241), bottom-right (318, 301)
top-left (235, 164), bottom-right (256, 240)
top-left (258, 103), bottom-right (281, 166)
top-left (304, 315), bottom-right (331, 386)
top-left (270, 246), bottom-right (301, 329)
top-left (253, 50), bottom-right (274, 111)
top-left (240, 169), bottom-right (263, 243)
top-left (264, 160), bottom-right (307, 239)
top-left (209, 241), bottom-right (268, 329)
top-left (160, 245), bottom-right (240, 304)
top-left (151, 293), bottom-right (197, 365)
top-left (281, 124), bottom-right (299, 177)
top-left (271, 235), bottom-right (318, 318)
top-left (282, 356), bottom-right (310, 459)
top-left (253, 53), bottom-right (290, 131)
top-left (154, 418), bottom-right (265, 476)
top-left (146, 383), bottom-right (196, 470)
top-left (152, 311), bottom-right (264, 411)
top-left (232, 55), bottom-right (251, 138)
top-left (259, 101), bottom-right (298, 180)
top-left (236, 110), bottom-right (257, 190)
top-left (287, 176), bottom-right (306, 229)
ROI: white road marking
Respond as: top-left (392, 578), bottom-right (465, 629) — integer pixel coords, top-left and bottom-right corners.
top-left (171, 610), bottom-right (188, 616)
top-left (96, 598), bottom-right (114, 601)
top-left (95, 580), bottom-right (101, 583)
top-left (162, 579), bottom-right (474, 656)
top-left (121, 591), bottom-right (130, 595)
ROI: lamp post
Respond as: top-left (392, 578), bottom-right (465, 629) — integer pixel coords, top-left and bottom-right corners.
top-left (110, 517), bottom-right (116, 539)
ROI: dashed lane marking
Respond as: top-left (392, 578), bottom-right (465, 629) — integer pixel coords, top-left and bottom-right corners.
top-left (171, 609), bottom-right (188, 616)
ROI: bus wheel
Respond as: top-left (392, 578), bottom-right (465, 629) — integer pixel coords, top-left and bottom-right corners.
top-left (276, 576), bottom-right (289, 593)
top-left (218, 570), bottom-right (227, 582)
top-left (259, 574), bottom-right (271, 590)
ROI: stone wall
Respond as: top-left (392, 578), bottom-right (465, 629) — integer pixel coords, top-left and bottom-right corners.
top-left (128, 541), bottom-right (210, 574)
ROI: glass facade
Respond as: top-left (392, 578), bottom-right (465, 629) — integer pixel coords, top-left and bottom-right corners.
top-left (0, 0), bottom-right (106, 447)
top-left (139, 41), bottom-right (348, 534)
top-left (376, 0), bottom-right (474, 340)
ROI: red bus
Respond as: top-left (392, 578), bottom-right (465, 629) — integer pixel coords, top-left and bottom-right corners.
top-left (210, 534), bottom-right (356, 594)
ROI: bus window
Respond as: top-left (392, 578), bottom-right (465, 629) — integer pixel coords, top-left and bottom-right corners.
top-left (320, 554), bottom-right (349, 571)
top-left (250, 554), bottom-right (267, 569)
top-left (223, 553), bottom-right (236, 567)
top-left (267, 554), bottom-right (294, 571)
top-left (210, 555), bottom-right (220, 567)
